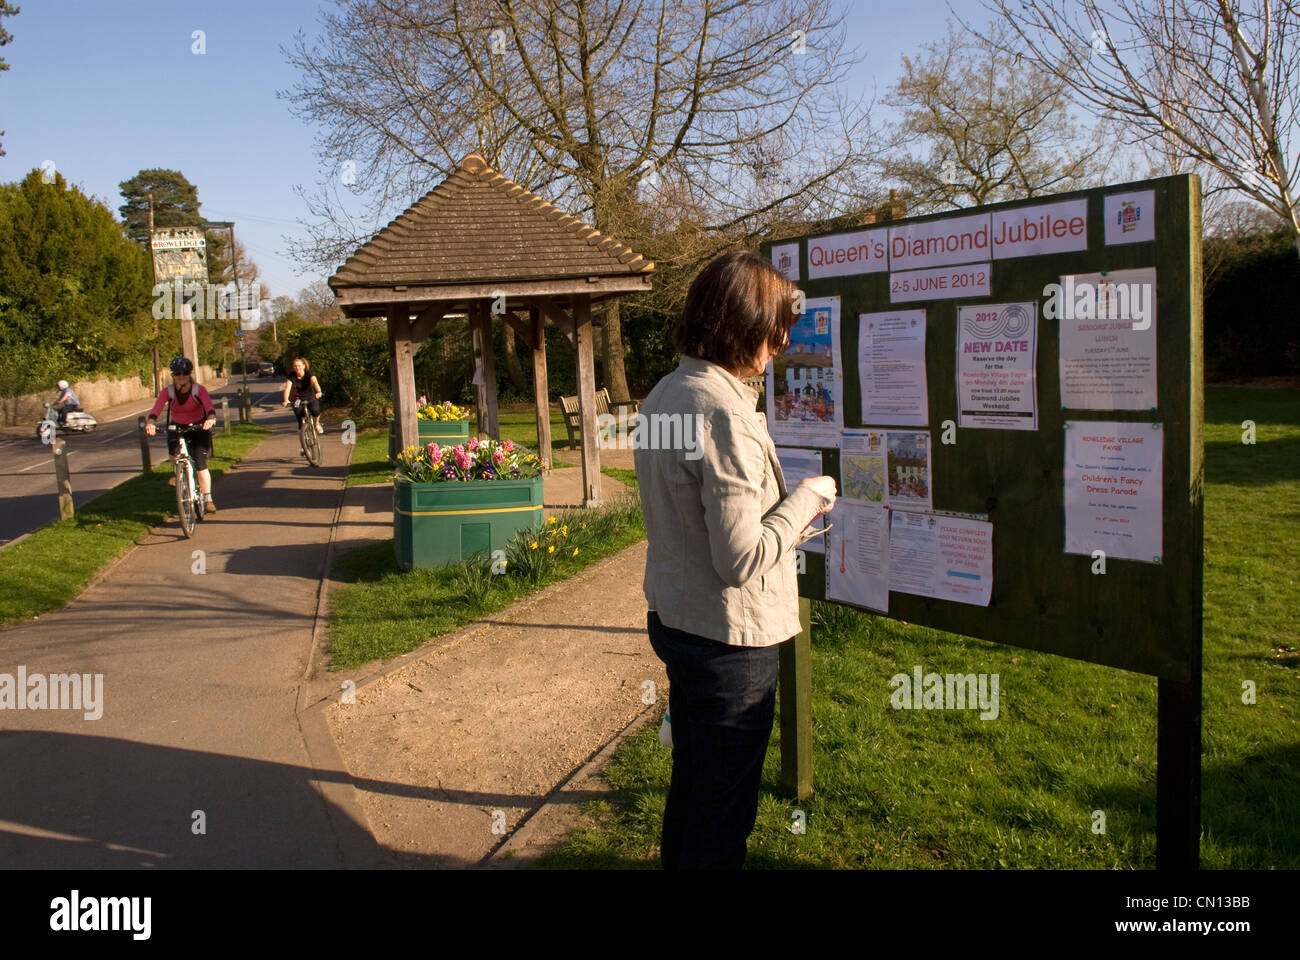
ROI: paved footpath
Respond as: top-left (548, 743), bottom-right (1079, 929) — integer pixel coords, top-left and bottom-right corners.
top-left (0, 406), bottom-right (383, 868)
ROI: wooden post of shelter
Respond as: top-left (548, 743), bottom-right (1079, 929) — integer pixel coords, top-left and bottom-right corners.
top-left (389, 304), bottom-right (419, 454)
top-left (527, 306), bottom-right (552, 468)
top-left (471, 301), bottom-right (500, 441)
top-left (574, 294), bottom-right (600, 507)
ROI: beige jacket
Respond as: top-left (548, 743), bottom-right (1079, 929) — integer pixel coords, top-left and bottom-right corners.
top-left (634, 355), bottom-right (832, 647)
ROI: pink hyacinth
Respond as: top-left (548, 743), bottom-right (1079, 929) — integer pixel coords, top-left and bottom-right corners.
top-left (502, 439), bottom-right (514, 452)
top-left (468, 436), bottom-right (480, 451)
top-left (492, 449), bottom-right (505, 465)
top-left (427, 442), bottom-right (441, 461)
top-left (417, 395), bottom-right (427, 406)
top-left (454, 446), bottom-right (472, 471)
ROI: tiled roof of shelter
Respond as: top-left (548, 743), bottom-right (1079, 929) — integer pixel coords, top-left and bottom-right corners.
top-left (329, 154), bottom-right (654, 290)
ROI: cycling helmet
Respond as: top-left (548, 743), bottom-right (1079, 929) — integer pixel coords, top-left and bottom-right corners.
top-left (57, 380), bottom-right (69, 389)
top-left (169, 356), bottom-right (195, 375)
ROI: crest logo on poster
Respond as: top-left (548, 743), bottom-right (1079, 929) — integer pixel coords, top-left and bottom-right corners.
top-left (1118, 200), bottom-right (1142, 233)
top-left (814, 309), bottom-right (830, 335)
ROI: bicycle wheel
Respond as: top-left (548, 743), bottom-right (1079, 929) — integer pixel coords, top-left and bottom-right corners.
top-left (303, 417), bottom-right (323, 467)
top-left (175, 461), bottom-right (196, 538)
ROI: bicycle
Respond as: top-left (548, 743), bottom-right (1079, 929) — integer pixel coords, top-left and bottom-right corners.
top-left (168, 423), bottom-right (207, 538)
top-left (294, 398), bottom-right (323, 467)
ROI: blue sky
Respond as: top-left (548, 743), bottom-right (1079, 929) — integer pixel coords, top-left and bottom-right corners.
top-left (0, 0), bottom-right (970, 298)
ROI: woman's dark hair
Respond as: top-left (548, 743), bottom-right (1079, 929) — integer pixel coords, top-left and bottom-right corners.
top-left (674, 250), bottom-right (799, 371)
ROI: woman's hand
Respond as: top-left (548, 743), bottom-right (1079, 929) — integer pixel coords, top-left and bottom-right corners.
top-left (798, 475), bottom-right (837, 512)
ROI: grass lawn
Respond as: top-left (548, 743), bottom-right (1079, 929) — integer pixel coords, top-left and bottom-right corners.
top-left (536, 386), bottom-right (1300, 869)
top-left (0, 422), bottom-right (271, 627)
top-left (345, 407), bottom-right (576, 487)
top-left (326, 496), bottom-right (645, 670)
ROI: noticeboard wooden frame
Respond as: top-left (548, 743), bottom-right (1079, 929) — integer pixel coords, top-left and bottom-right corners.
top-left (763, 174), bottom-right (1204, 868)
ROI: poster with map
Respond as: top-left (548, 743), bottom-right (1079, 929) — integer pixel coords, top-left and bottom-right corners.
top-left (841, 430), bottom-right (887, 503)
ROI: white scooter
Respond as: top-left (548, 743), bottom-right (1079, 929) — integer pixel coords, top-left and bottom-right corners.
top-left (35, 401), bottom-right (98, 444)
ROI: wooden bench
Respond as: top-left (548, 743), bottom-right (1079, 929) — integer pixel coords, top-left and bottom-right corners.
top-left (559, 388), bottom-right (607, 449)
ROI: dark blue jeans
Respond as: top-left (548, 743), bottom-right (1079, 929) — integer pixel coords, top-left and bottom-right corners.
top-left (647, 611), bottom-right (782, 870)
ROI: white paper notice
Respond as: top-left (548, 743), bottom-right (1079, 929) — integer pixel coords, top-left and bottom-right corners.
top-left (768, 296), bottom-right (843, 448)
top-left (890, 263), bottom-right (991, 304)
top-left (776, 446), bottom-right (826, 553)
top-left (1056, 267), bottom-right (1158, 410)
top-left (991, 198), bottom-right (1088, 259)
top-left (840, 430), bottom-right (887, 503)
top-left (859, 310), bottom-right (928, 426)
top-left (806, 228), bottom-right (889, 279)
top-left (826, 500), bottom-right (889, 613)
top-left (771, 242), bottom-right (800, 281)
top-left (957, 302), bottom-right (1038, 430)
top-left (1104, 190), bottom-right (1155, 245)
top-left (1064, 421), bottom-right (1163, 563)
top-left (888, 510), bottom-right (994, 606)
top-left (886, 431), bottom-right (932, 510)
top-left (889, 213), bottom-right (990, 271)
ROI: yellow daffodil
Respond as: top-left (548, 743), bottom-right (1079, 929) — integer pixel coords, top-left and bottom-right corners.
top-left (530, 541), bottom-right (538, 549)
top-left (548, 517), bottom-right (557, 525)
top-left (572, 548), bottom-right (578, 557)
top-left (547, 545), bottom-right (555, 554)
top-left (561, 525), bottom-right (568, 536)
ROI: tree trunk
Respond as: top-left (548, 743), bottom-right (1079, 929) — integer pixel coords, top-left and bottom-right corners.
top-left (502, 320), bottom-right (528, 393)
top-left (602, 300), bottom-right (631, 401)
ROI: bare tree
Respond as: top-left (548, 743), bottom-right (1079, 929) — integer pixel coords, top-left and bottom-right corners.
top-left (983, 0), bottom-right (1300, 257)
top-left (882, 20), bottom-right (1116, 211)
top-left (283, 0), bottom-right (877, 399)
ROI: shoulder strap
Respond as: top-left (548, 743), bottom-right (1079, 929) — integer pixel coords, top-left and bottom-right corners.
top-left (167, 385), bottom-right (175, 402)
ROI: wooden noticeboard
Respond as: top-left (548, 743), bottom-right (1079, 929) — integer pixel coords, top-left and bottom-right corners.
top-left (762, 174), bottom-right (1204, 867)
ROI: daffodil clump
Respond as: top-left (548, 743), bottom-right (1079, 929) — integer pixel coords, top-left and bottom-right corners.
top-left (524, 516), bottom-right (578, 559)
top-left (415, 398), bottom-right (471, 421)
top-left (394, 436), bottom-right (544, 483)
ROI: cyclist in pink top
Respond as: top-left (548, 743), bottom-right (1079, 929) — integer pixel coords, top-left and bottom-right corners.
top-left (145, 357), bottom-right (219, 511)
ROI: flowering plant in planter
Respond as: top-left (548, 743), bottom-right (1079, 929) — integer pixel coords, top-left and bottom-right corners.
top-left (395, 437), bottom-right (545, 482)
top-left (416, 398), bottom-right (471, 421)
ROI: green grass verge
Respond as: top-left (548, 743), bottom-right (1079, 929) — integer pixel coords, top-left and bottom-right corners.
top-left (326, 495), bottom-right (645, 670)
top-left (345, 427), bottom-right (393, 486)
top-left (536, 386), bottom-right (1300, 869)
top-left (601, 467), bottom-right (638, 489)
top-left (346, 409), bottom-right (577, 487)
top-left (0, 423), bottom-right (271, 627)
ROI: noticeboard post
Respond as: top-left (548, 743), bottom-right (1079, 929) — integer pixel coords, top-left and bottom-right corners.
top-left (762, 174), bottom-right (1203, 868)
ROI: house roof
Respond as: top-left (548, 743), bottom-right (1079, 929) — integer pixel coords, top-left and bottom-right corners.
top-left (328, 154), bottom-right (654, 293)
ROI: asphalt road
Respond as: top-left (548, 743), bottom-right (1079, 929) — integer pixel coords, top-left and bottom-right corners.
top-left (0, 379), bottom-right (285, 547)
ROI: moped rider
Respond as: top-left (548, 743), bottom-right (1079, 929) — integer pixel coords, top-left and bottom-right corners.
top-left (54, 379), bottom-right (80, 425)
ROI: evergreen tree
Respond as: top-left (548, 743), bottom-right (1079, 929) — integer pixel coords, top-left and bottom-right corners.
top-left (118, 168), bottom-right (202, 241)
top-left (0, 169), bottom-right (153, 395)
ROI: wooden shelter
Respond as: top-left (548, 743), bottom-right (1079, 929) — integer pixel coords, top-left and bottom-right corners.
top-left (328, 153), bottom-right (654, 506)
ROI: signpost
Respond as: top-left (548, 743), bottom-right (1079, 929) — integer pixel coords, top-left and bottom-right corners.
top-left (763, 173), bottom-right (1204, 868)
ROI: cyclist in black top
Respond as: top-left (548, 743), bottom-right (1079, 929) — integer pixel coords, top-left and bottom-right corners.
top-left (282, 357), bottom-right (323, 438)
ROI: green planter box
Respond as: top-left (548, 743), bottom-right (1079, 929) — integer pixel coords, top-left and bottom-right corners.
top-left (388, 418), bottom-right (471, 460)
top-left (393, 475), bottom-right (544, 570)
